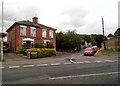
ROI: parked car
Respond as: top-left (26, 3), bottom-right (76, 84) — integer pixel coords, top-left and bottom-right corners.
top-left (3, 42), bottom-right (9, 53)
top-left (91, 46), bottom-right (97, 53)
top-left (3, 46), bottom-right (9, 53)
top-left (83, 48), bottom-right (95, 56)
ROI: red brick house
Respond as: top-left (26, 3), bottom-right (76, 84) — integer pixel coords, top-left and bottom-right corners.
top-left (6, 17), bottom-right (57, 53)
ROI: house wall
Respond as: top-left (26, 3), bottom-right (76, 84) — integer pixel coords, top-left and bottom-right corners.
top-left (7, 26), bottom-right (16, 53)
top-left (8, 24), bottom-right (56, 53)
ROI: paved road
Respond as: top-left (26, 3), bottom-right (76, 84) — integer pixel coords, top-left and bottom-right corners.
top-left (2, 58), bottom-right (119, 84)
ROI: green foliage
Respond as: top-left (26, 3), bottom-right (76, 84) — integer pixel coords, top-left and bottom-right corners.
top-left (83, 35), bottom-right (91, 43)
top-left (17, 48), bottom-right (24, 54)
top-left (92, 41), bottom-right (97, 46)
top-left (56, 32), bottom-right (65, 51)
top-left (56, 30), bottom-right (81, 51)
top-left (107, 33), bottom-right (114, 38)
top-left (17, 48), bottom-right (27, 55)
top-left (26, 48), bottom-right (56, 58)
top-left (94, 34), bottom-right (104, 48)
top-left (45, 42), bottom-right (54, 48)
top-left (34, 42), bottom-right (45, 48)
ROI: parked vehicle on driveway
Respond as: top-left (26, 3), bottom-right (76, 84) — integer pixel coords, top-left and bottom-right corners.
top-left (3, 42), bottom-right (9, 53)
top-left (91, 46), bottom-right (97, 53)
top-left (3, 46), bottom-right (9, 53)
top-left (83, 48), bottom-right (95, 56)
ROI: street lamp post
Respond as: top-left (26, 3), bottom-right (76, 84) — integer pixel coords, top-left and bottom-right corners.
top-left (1, 0), bottom-right (4, 61)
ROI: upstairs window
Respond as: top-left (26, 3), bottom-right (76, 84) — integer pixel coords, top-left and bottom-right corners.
top-left (49, 30), bottom-right (54, 38)
top-left (42, 29), bottom-right (46, 38)
top-left (20, 25), bottom-right (26, 36)
top-left (31, 27), bottom-right (36, 37)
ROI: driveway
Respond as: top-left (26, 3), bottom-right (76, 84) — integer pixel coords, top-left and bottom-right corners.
top-left (2, 52), bottom-right (76, 66)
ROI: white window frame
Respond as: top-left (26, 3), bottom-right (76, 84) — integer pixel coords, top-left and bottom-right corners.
top-left (20, 25), bottom-right (26, 36)
top-left (49, 30), bottom-right (54, 38)
top-left (31, 27), bottom-right (36, 37)
top-left (23, 38), bottom-right (34, 48)
top-left (42, 29), bottom-right (46, 38)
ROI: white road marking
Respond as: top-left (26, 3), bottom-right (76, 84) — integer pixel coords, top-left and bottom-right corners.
top-left (64, 63), bottom-right (72, 65)
top-left (49, 72), bottom-right (119, 80)
top-left (23, 65), bottom-right (35, 68)
top-left (0, 67), bottom-right (4, 69)
top-left (76, 61), bottom-right (84, 64)
top-left (94, 61), bottom-right (103, 63)
top-left (9, 66), bottom-right (20, 69)
top-left (84, 61), bottom-right (91, 63)
top-left (50, 63), bottom-right (61, 66)
top-left (104, 60), bottom-right (114, 62)
top-left (36, 64), bottom-right (48, 66)
top-left (70, 60), bottom-right (76, 64)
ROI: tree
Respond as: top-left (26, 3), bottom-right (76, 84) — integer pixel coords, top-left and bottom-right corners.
top-left (56, 30), bottom-right (82, 51)
top-left (83, 35), bottom-right (91, 43)
top-left (94, 35), bottom-right (104, 48)
top-left (56, 32), bottom-right (65, 51)
top-left (64, 30), bottom-right (81, 51)
top-left (107, 33), bottom-right (114, 39)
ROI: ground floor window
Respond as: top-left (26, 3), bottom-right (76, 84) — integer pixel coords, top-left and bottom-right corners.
top-left (43, 40), bottom-right (50, 44)
top-left (22, 38), bottom-right (34, 49)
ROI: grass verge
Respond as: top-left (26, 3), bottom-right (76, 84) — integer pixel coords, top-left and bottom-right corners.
top-left (95, 49), bottom-right (119, 57)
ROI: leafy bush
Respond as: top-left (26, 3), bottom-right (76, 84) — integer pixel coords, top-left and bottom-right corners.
top-left (17, 48), bottom-right (27, 55)
top-left (26, 48), bottom-right (56, 59)
top-left (17, 48), bottom-right (24, 54)
top-left (45, 42), bottom-right (54, 48)
top-left (34, 42), bottom-right (44, 48)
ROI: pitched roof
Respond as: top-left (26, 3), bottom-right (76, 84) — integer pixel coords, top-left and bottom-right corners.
top-left (6, 20), bottom-right (57, 32)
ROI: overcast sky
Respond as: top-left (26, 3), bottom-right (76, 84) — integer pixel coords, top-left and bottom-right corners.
top-left (0, 0), bottom-right (119, 35)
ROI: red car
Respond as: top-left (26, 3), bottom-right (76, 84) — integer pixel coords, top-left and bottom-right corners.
top-left (83, 48), bottom-right (95, 56)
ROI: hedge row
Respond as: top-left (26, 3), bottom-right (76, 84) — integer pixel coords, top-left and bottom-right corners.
top-left (26, 48), bottom-right (56, 58)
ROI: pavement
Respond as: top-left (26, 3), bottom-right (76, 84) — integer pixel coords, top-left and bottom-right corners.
top-left (1, 51), bottom-right (119, 69)
top-left (2, 52), bottom-right (78, 66)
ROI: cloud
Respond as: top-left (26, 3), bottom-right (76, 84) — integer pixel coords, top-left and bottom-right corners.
top-left (59, 7), bottom-right (88, 28)
top-left (2, 4), bottom-right (40, 31)
top-left (0, 0), bottom-right (118, 35)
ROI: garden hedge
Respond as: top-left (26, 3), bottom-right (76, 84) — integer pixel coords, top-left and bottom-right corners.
top-left (26, 48), bottom-right (56, 58)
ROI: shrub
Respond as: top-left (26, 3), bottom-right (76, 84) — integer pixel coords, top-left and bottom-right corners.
top-left (17, 48), bottom-right (27, 55)
top-left (45, 42), bottom-right (54, 48)
top-left (17, 48), bottom-right (24, 54)
top-left (34, 42), bottom-right (44, 48)
top-left (26, 48), bottom-right (56, 59)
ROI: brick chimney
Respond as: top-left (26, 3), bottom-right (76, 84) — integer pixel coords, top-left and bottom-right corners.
top-left (32, 17), bottom-right (38, 24)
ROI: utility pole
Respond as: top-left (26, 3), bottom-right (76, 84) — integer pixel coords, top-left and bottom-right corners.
top-left (102, 17), bottom-right (106, 50)
top-left (1, 0), bottom-right (4, 61)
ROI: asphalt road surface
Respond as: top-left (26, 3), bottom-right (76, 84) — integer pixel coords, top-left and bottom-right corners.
top-left (2, 59), bottom-right (119, 84)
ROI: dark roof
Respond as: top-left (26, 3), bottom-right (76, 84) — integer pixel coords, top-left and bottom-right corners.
top-left (114, 28), bottom-right (120, 37)
top-left (6, 20), bottom-right (57, 32)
